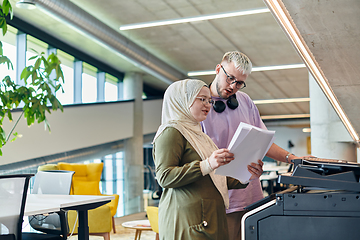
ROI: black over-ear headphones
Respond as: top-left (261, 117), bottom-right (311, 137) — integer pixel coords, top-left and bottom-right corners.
top-left (213, 94), bottom-right (239, 113)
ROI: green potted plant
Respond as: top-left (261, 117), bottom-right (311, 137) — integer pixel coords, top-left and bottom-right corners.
top-left (0, 0), bottom-right (64, 155)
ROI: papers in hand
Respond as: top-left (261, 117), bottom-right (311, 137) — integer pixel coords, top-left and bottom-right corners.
top-left (215, 122), bottom-right (275, 183)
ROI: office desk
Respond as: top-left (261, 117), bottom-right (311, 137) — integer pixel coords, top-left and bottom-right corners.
top-left (261, 165), bottom-right (290, 194)
top-left (25, 194), bottom-right (114, 240)
top-left (262, 165), bottom-right (289, 174)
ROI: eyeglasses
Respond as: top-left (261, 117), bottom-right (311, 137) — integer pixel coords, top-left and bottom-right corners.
top-left (196, 97), bottom-right (214, 105)
top-left (221, 65), bottom-right (246, 89)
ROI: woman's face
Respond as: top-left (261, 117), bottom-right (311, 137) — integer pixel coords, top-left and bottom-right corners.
top-left (190, 86), bottom-right (212, 122)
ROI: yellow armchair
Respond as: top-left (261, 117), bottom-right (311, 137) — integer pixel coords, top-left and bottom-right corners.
top-left (146, 206), bottom-right (159, 240)
top-left (67, 204), bottom-right (112, 240)
top-left (57, 162), bottom-right (119, 237)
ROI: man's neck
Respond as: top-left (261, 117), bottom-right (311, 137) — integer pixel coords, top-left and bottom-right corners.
top-left (210, 80), bottom-right (218, 97)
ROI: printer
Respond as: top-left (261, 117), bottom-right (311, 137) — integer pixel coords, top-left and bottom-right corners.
top-left (242, 157), bottom-right (360, 240)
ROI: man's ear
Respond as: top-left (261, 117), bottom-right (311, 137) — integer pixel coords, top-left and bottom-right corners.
top-left (215, 64), bottom-right (221, 74)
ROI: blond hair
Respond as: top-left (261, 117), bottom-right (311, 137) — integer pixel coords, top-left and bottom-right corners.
top-left (222, 51), bottom-right (252, 75)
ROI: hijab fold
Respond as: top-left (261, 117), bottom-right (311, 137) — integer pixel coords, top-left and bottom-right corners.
top-left (153, 79), bottom-right (229, 208)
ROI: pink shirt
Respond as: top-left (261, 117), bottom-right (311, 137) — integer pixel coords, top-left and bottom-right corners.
top-left (201, 91), bottom-right (266, 213)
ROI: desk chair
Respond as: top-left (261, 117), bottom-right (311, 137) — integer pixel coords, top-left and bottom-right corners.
top-left (146, 206), bottom-right (159, 240)
top-left (26, 171), bottom-right (74, 240)
top-left (0, 174), bottom-right (33, 240)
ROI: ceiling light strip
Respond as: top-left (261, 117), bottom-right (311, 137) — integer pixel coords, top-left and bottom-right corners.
top-left (253, 63), bottom-right (305, 71)
top-left (187, 63), bottom-right (306, 76)
top-left (253, 97), bottom-right (310, 105)
top-left (120, 8), bottom-right (270, 30)
top-left (264, 0), bottom-right (359, 141)
top-left (261, 114), bottom-right (310, 120)
top-left (188, 70), bottom-right (215, 76)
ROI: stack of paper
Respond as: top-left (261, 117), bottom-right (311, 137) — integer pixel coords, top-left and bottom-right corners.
top-left (215, 122), bottom-right (275, 183)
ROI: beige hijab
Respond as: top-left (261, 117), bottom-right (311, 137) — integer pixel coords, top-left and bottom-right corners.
top-left (153, 79), bottom-right (229, 208)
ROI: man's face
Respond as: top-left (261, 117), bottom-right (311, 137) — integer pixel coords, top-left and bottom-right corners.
top-left (214, 62), bottom-right (248, 99)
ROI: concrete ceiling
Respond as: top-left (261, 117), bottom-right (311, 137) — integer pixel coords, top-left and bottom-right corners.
top-left (280, 0), bottom-right (360, 140)
top-left (7, 0), bottom-right (358, 137)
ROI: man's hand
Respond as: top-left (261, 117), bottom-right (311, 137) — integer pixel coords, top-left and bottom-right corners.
top-left (248, 159), bottom-right (264, 180)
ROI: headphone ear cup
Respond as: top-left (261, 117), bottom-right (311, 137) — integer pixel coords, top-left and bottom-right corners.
top-left (213, 101), bottom-right (226, 113)
top-left (227, 96), bottom-right (239, 110)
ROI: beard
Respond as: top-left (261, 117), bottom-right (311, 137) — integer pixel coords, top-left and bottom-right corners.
top-left (216, 81), bottom-right (229, 100)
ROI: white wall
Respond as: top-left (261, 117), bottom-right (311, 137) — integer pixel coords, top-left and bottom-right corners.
top-left (0, 99), bottom-right (163, 166)
top-left (143, 99), bottom-right (162, 135)
top-left (0, 97), bottom-right (311, 166)
top-left (266, 125), bottom-right (311, 157)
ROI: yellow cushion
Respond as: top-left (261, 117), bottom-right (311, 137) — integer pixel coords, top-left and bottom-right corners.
top-left (58, 162), bottom-right (103, 195)
top-left (73, 180), bottom-right (99, 195)
top-left (38, 164), bottom-right (59, 171)
top-left (67, 205), bottom-right (112, 233)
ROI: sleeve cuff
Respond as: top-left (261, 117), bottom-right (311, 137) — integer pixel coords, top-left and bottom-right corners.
top-left (200, 158), bottom-right (213, 176)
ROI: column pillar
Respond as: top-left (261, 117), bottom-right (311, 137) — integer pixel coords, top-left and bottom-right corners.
top-left (117, 81), bottom-right (123, 100)
top-left (309, 73), bottom-right (357, 162)
top-left (96, 71), bottom-right (105, 102)
top-left (123, 72), bottom-right (144, 215)
top-left (73, 60), bottom-right (83, 104)
top-left (16, 32), bottom-right (26, 85)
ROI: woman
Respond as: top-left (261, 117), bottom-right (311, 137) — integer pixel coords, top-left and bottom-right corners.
top-left (153, 79), bottom-right (262, 240)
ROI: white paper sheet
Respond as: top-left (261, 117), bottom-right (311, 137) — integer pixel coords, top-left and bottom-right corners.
top-left (215, 122), bottom-right (275, 183)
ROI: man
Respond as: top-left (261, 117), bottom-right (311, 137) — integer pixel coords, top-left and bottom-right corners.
top-left (201, 51), bottom-right (300, 240)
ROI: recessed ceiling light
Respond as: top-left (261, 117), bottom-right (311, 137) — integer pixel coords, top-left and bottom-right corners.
top-left (252, 63), bottom-right (305, 72)
top-left (253, 97), bottom-right (310, 105)
top-left (302, 128), bottom-right (311, 133)
top-left (119, 8), bottom-right (270, 30)
top-left (261, 114), bottom-right (310, 120)
top-left (187, 63), bottom-right (306, 76)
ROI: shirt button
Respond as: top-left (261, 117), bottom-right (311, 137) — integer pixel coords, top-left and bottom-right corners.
top-left (203, 221), bottom-right (208, 226)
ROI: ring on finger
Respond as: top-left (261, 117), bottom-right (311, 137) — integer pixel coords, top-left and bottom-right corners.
top-left (223, 158), bottom-right (226, 162)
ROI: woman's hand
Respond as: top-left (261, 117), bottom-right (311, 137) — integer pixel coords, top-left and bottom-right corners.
top-left (248, 159), bottom-right (264, 180)
top-left (208, 148), bottom-right (234, 170)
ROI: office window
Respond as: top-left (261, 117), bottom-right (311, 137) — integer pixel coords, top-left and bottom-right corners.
top-left (57, 64), bottom-right (74, 105)
top-left (105, 73), bottom-right (118, 102)
top-left (82, 62), bottom-right (97, 103)
top-left (89, 152), bottom-right (124, 217)
top-left (104, 154), bottom-right (114, 194)
top-left (26, 35), bottom-right (48, 61)
top-left (0, 27), bottom-right (17, 89)
top-left (0, 42), bottom-right (17, 88)
top-left (1, 24), bottom-right (130, 218)
top-left (115, 151), bottom-right (125, 216)
top-left (25, 36), bottom-right (48, 89)
top-left (56, 50), bottom-right (75, 105)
